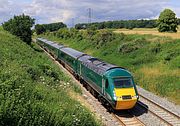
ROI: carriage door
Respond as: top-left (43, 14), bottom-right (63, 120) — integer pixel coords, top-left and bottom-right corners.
top-left (80, 64), bottom-right (82, 76)
top-left (102, 79), bottom-right (105, 95)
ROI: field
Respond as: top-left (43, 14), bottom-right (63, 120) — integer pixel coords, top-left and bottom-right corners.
top-left (114, 26), bottom-right (180, 39)
top-left (0, 28), bottom-right (100, 125)
top-left (39, 28), bottom-right (180, 104)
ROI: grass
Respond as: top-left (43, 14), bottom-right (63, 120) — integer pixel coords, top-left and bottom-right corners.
top-left (0, 28), bottom-right (101, 125)
top-left (39, 29), bottom-right (180, 104)
top-left (114, 26), bottom-right (180, 39)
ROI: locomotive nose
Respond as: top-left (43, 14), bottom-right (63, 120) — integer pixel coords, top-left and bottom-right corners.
top-left (114, 88), bottom-right (138, 110)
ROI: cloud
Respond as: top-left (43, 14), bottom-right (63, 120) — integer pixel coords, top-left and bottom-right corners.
top-left (0, 0), bottom-right (13, 22)
top-left (0, 0), bottom-right (27, 23)
top-left (23, 0), bottom-right (76, 24)
top-left (0, 0), bottom-right (179, 26)
top-left (24, 0), bottom-right (169, 24)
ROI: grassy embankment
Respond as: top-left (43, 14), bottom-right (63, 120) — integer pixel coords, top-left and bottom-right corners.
top-left (39, 28), bottom-right (180, 104)
top-left (0, 27), bottom-right (100, 125)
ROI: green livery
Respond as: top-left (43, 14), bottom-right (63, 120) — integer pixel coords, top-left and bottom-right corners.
top-left (36, 38), bottom-right (139, 110)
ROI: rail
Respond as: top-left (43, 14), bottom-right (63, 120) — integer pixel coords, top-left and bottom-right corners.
top-left (138, 94), bottom-right (180, 126)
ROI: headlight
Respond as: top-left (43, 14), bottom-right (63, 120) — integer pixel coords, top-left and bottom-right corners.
top-left (132, 95), bottom-right (139, 99)
top-left (113, 90), bottom-right (117, 100)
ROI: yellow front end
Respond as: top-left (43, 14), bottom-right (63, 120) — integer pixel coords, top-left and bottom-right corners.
top-left (114, 88), bottom-right (138, 110)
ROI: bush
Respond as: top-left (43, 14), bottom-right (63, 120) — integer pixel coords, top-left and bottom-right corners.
top-left (2, 14), bottom-right (35, 45)
top-left (85, 28), bottom-right (97, 41)
top-left (150, 43), bottom-right (161, 54)
top-left (35, 24), bottom-right (46, 35)
top-left (163, 51), bottom-right (179, 61)
top-left (118, 38), bottom-right (147, 53)
top-left (56, 28), bottom-right (70, 39)
top-left (35, 22), bottom-right (67, 35)
top-left (93, 30), bottom-right (115, 48)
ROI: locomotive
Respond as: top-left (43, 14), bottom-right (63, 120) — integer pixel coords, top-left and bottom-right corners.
top-left (36, 38), bottom-right (139, 110)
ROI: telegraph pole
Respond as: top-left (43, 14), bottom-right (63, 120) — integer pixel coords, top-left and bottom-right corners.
top-left (88, 8), bottom-right (92, 24)
top-left (72, 18), bottom-right (74, 28)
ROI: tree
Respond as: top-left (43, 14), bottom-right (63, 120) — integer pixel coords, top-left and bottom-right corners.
top-left (157, 9), bottom-right (178, 32)
top-left (35, 22), bottom-right (67, 35)
top-left (2, 14), bottom-right (35, 44)
top-left (178, 18), bottom-right (180, 25)
top-left (35, 24), bottom-right (46, 35)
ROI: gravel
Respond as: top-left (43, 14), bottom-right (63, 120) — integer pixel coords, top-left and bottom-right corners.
top-left (135, 86), bottom-right (180, 126)
top-left (81, 86), bottom-right (122, 126)
top-left (137, 86), bottom-right (180, 116)
top-left (132, 103), bottom-right (168, 126)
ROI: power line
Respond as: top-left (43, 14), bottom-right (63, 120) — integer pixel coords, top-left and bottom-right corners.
top-left (88, 8), bottom-right (92, 24)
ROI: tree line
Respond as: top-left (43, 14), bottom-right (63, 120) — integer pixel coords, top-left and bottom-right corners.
top-left (35, 22), bottom-right (67, 35)
top-left (75, 19), bottom-right (158, 30)
top-left (76, 18), bottom-right (180, 30)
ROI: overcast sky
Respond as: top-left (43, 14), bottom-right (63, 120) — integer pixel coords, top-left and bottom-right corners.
top-left (0, 0), bottom-right (180, 26)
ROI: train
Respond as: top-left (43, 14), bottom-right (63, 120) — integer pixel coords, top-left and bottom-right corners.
top-left (36, 38), bottom-right (139, 110)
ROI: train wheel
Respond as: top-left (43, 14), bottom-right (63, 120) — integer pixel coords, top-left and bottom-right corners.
top-left (99, 96), bottom-right (105, 105)
top-left (91, 89), bottom-right (97, 98)
top-left (74, 74), bottom-right (79, 80)
top-left (98, 95), bottom-right (101, 102)
top-left (87, 85), bottom-right (91, 92)
top-left (80, 78), bottom-right (83, 84)
top-left (62, 63), bottom-right (65, 67)
top-left (107, 104), bottom-right (114, 113)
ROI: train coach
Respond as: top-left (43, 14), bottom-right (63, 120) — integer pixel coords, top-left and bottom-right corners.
top-left (36, 38), bottom-right (139, 110)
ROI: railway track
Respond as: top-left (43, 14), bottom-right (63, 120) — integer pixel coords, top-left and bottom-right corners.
top-left (138, 94), bottom-right (180, 126)
top-left (112, 111), bottom-right (145, 126)
top-left (36, 40), bottom-right (180, 126)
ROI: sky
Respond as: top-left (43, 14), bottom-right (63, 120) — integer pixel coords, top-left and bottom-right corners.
top-left (0, 0), bottom-right (180, 27)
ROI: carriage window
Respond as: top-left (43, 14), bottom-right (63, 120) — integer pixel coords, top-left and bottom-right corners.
top-left (105, 79), bottom-right (109, 89)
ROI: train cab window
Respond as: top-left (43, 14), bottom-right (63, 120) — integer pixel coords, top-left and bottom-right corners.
top-left (114, 78), bottom-right (133, 88)
top-left (105, 79), bottom-right (109, 89)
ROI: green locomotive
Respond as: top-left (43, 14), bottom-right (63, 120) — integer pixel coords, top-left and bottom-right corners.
top-left (36, 38), bottom-right (139, 110)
